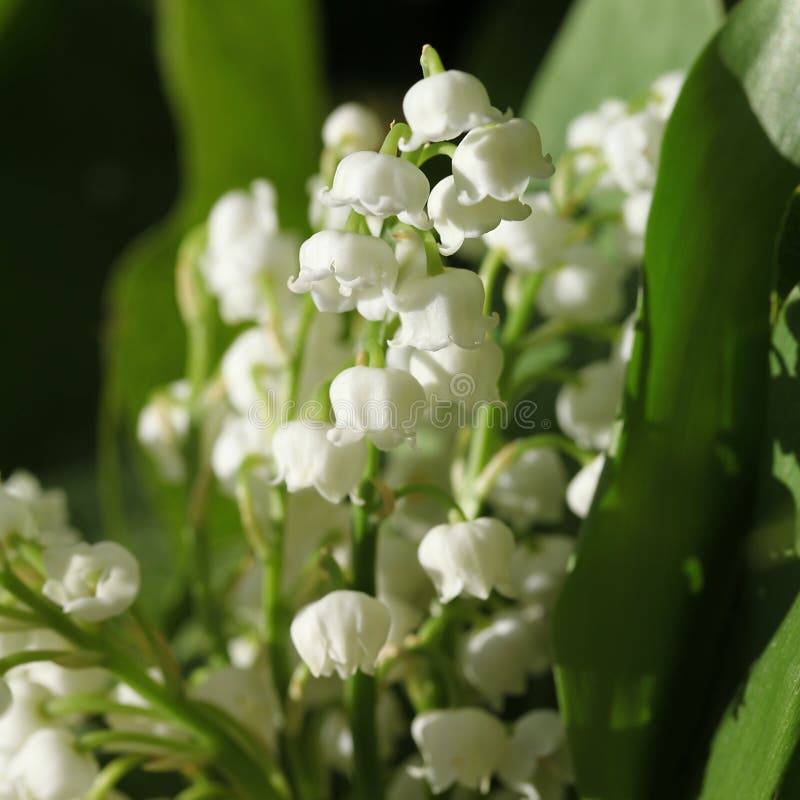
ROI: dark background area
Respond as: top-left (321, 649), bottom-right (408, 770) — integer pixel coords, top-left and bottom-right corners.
top-left (0, 0), bottom-right (570, 493)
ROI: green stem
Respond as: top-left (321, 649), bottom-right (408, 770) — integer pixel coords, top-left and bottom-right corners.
top-left (86, 754), bottom-right (148, 800)
top-left (264, 485), bottom-right (289, 699)
top-left (420, 44), bottom-right (445, 77)
top-left (0, 648), bottom-right (76, 675)
top-left (501, 271), bottom-right (545, 346)
top-left (513, 318), bottom-right (620, 351)
top-left (287, 295), bottom-right (316, 415)
top-left (479, 248), bottom-right (506, 316)
top-left (392, 483), bottom-right (466, 520)
top-left (79, 729), bottom-right (209, 755)
top-left (379, 122), bottom-right (413, 156)
top-left (416, 141), bottom-right (456, 167)
top-left (423, 231), bottom-right (445, 276)
top-left (46, 693), bottom-right (165, 720)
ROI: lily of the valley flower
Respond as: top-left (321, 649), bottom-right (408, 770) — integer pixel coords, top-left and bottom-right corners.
top-left (2, 472), bottom-right (77, 548)
top-left (42, 541), bottom-right (141, 622)
top-left (428, 175), bottom-right (530, 256)
top-left (322, 102), bottom-right (385, 154)
top-left (290, 590), bottom-right (391, 678)
top-left (387, 268), bottom-right (496, 351)
top-left (566, 453), bottom-right (606, 519)
top-left (488, 448), bottom-right (567, 530)
top-left (288, 230), bottom-right (400, 320)
top-left (211, 414), bottom-right (272, 488)
top-left (410, 707), bottom-right (509, 794)
top-left (452, 118), bottom-right (554, 205)
top-left (417, 517), bottom-right (516, 602)
top-left (273, 421), bottom-right (367, 503)
top-left (603, 108), bottom-right (664, 193)
top-left (399, 70), bottom-right (505, 152)
top-left (320, 151), bottom-right (432, 229)
top-left (136, 380), bottom-right (192, 483)
top-left (0, 487), bottom-right (37, 542)
top-left (386, 339), bottom-right (503, 413)
top-left (511, 535), bottom-right (575, 610)
top-left (565, 98), bottom-right (627, 181)
top-left (0, 678), bottom-right (9, 717)
top-left (328, 366), bottom-right (427, 451)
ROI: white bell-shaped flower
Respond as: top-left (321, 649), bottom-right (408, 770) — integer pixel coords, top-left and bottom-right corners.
top-left (387, 268), bottom-right (496, 351)
top-left (2, 472), bottom-right (77, 548)
top-left (136, 380), bottom-right (192, 483)
top-left (288, 230), bottom-right (399, 320)
top-left (273, 421), bottom-right (367, 503)
top-left (211, 414), bottom-right (272, 488)
top-left (328, 366), bottom-right (426, 451)
top-left (498, 710), bottom-right (573, 800)
top-left (620, 190), bottom-right (652, 262)
top-left (42, 541), bottom-right (140, 622)
top-left (556, 359), bottom-right (626, 450)
top-left (0, 676), bottom-right (51, 754)
top-left (565, 98), bottom-right (626, 180)
top-left (511, 535), bottom-right (575, 610)
top-left (648, 70), bottom-right (684, 121)
top-left (387, 339), bottom-right (503, 414)
top-left (290, 590), bottom-right (391, 678)
top-left (536, 246), bottom-right (624, 324)
top-left (488, 448), bottom-right (567, 530)
top-left (452, 118), bottom-right (554, 206)
top-left (0, 486), bottom-right (37, 542)
top-left (602, 109), bottom-right (664, 193)
top-left (221, 326), bottom-right (287, 416)
top-left (202, 180), bottom-right (299, 324)
top-left (320, 151), bottom-right (431, 229)
top-left (483, 193), bottom-right (576, 273)
top-left (322, 102), bottom-right (384, 154)
top-left (410, 707), bottom-right (510, 794)
top-left (418, 517), bottom-right (516, 602)
top-left (428, 175), bottom-right (530, 255)
top-left (191, 664), bottom-right (281, 752)
top-left (399, 70), bottom-right (505, 152)
top-left (8, 727), bottom-right (99, 800)
top-left (462, 608), bottom-right (551, 709)
top-left (566, 453), bottom-right (606, 519)
top-left (307, 174), bottom-right (352, 232)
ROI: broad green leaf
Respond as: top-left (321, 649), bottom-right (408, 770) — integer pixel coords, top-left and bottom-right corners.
top-left (100, 0), bottom-right (326, 610)
top-left (521, 0), bottom-right (723, 154)
top-left (551, 0), bottom-right (800, 797)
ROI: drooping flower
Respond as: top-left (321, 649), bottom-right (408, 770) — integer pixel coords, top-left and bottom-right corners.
top-left (565, 98), bottom-right (626, 180)
top-left (319, 151), bottom-right (432, 229)
top-left (410, 707), bottom-right (510, 794)
top-left (288, 230), bottom-right (400, 320)
top-left (2, 472), bottom-right (77, 547)
top-left (417, 517), bottom-right (516, 602)
top-left (322, 102), bottom-right (385, 154)
top-left (210, 414), bottom-right (272, 488)
top-left (0, 676), bottom-right (51, 754)
top-left (619, 190), bottom-right (652, 262)
top-left (387, 338), bottom-right (503, 413)
top-left (483, 193), bottom-right (576, 273)
top-left (648, 70), bottom-right (685, 121)
top-left (452, 118), bottom-right (554, 205)
top-left (42, 541), bottom-right (141, 622)
top-left (0, 486), bottom-right (38, 542)
top-left (428, 175), bottom-right (530, 255)
top-left (136, 380), bottom-right (192, 483)
top-left (511, 535), bottom-right (575, 610)
top-left (290, 590), bottom-right (391, 678)
top-left (273, 421), bottom-right (367, 503)
top-left (602, 108), bottom-right (664, 193)
top-left (556, 359), bottom-right (626, 450)
top-left (566, 453), bottom-right (606, 519)
top-left (387, 268), bottom-right (496, 352)
top-left (399, 70), bottom-right (505, 152)
top-left (498, 710), bottom-right (573, 800)
top-left (328, 366), bottom-right (427, 451)
top-left (487, 448), bottom-right (568, 530)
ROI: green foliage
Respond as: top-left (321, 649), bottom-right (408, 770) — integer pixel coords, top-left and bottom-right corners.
top-left (521, 0), bottom-right (723, 155)
top-left (550, 0), bottom-right (800, 798)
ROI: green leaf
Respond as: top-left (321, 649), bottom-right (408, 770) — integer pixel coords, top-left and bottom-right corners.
top-left (521, 0), bottom-right (723, 154)
top-left (550, 0), bottom-right (800, 797)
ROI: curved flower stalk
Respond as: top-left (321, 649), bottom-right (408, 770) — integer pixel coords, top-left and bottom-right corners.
top-left (0, 42), bottom-right (684, 800)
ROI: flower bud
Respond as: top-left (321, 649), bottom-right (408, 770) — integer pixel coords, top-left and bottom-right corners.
top-left (290, 590), bottom-right (391, 678)
top-left (320, 151), bottom-right (431, 229)
top-left (386, 339), bottom-right (503, 414)
top-left (498, 710), bottom-right (572, 799)
top-left (8, 727), bottom-right (99, 800)
top-left (536, 246), bottom-right (624, 324)
top-left (289, 230), bottom-right (400, 320)
top-left (428, 175), bottom-right (530, 255)
top-left (399, 70), bottom-right (505, 152)
top-left (488, 448), bottom-right (567, 530)
top-left (483, 192), bottom-right (576, 273)
top-left (387, 268), bottom-right (496, 352)
top-left (417, 517), bottom-right (516, 602)
top-left (329, 366), bottom-right (426, 451)
top-left (273, 421), bottom-right (367, 503)
top-left (42, 541), bottom-right (140, 622)
top-left (410, 707), bottom-right (509, 793)
top-left (136, 380), bottom-right (192, 483)
top-left (556, 359), bottom-right (625, 449)
top-left (322, 102), bottom-right (384, 154)
top-left (452, 118), bottom-right (553, 206)
top-left (566, 453), bottom-right (606, 519)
